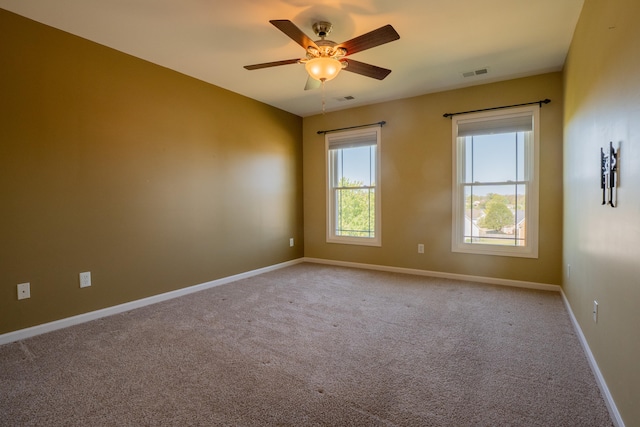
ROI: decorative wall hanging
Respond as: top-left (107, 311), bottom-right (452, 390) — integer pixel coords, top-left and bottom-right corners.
top-left (600, 141), bottom-right (618, 207)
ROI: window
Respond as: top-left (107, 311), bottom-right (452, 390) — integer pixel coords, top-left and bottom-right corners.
top-left (326, 127), bottom-right (381, 246)
top-left (451, 105), bottom-right (539, 258)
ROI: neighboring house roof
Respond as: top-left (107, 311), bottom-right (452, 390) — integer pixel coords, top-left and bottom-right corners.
top-left (465, 209), bottom-right (485, 221)
top-left (513, 210), bottom-right (525, 226)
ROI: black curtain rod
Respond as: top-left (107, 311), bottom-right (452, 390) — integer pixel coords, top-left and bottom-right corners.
top-left (317, 121), bottom-right (386, 135)
top-left (443, 99), bottom-right (551, 119)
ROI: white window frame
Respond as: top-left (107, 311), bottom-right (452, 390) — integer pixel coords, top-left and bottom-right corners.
top-left (325, 127), bottom-right (381, 246)
top-left (451, 105), bottom-right (539, 258)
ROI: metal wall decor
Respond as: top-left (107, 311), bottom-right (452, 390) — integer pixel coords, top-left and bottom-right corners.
top-left (600, 141), bottom-right (618, 207)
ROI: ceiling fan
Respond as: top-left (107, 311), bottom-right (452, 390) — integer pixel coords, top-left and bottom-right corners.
top-left (244, 20), bottom-right (400, 90)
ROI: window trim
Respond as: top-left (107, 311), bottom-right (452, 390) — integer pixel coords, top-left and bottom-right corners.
top-left (451, 105), bottom-right (539, 258)
top-left (325, 127), bottom-right (381, 246)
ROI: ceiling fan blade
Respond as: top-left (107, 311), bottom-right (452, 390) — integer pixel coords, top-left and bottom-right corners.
top-left (337, 24), bottom-right (400, 56)
top-left (342, 59), bottom-right (392, 80)
top-left (244, 59), bottom-right (300, 70)
top-left (270, 19), bottom-right (319, 51)
top-left (304, 76), bottom-right (321, 91)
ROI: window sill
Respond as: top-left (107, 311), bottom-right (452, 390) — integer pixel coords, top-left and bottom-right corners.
top-left (452, 243), bottom-right (538, 258)
top-left (327, 236), bottom-right (381, 247)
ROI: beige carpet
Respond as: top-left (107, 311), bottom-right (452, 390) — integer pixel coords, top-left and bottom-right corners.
top-left (0, 263), bottom-right (613, 426)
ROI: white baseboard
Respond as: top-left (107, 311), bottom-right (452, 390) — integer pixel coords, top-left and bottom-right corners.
top-left (560, 290), bottom-right (625, 427)
top-left (0, 258), bottom-right (304, 346)
top-left (303, 257), bottom-right (561, 292)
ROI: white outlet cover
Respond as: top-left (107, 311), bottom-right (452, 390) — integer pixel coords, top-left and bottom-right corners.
top-left (80, 271), bottom-right (91, 288)
top-left (17, 282), bottom-right (31, 300)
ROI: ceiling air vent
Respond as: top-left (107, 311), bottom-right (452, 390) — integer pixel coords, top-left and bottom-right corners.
top-left (462, 68), bottom-right (489, 78)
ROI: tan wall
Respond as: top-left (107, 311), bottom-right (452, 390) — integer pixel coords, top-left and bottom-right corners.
top-left (563, 0), bottom-right (640, 424)
top-left (0, 10), bottom-right (303, 334)
top-left (303, 73), bottom-right (564, 285)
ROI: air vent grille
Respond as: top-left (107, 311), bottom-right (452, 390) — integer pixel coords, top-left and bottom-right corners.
top-left (462, 68), bottom-right (489, 78)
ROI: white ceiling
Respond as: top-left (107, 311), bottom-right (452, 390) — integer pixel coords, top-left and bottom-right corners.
top-left (0, 0), bottom-right (584, 117)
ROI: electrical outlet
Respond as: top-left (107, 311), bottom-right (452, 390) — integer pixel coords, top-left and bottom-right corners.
top-left (418, 244), bottom-right (424, 254)
top-left (593, 300), bottom-right (598, 323)
top-left (17, 283), bottom-right (30, 300)
top-left (289, 238), bottom-right (294, 247)
top-left (79, 271), bottom-right (91, 288)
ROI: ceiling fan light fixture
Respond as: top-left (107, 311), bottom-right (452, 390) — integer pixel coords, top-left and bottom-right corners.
top-left (305, 57), bottom-right (342, 82)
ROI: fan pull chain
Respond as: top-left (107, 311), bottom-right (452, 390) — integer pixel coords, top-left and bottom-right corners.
top-left (321, 80), bottom-right (326, 114)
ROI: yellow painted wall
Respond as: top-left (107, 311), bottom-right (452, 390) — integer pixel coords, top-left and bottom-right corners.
top-left (303, 73), bottom-right (564, 285)
top-left (563, 0), bottom-right (640, 424)
top-left (0, 9), bottom-right (303, 334)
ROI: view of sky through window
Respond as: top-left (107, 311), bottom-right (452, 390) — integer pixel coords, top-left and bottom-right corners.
top-left (335, 145), bottom-right (375, 186)
top-left (464, 132), bottom-right (525, 196)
